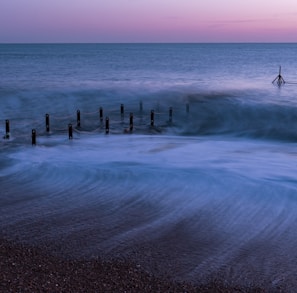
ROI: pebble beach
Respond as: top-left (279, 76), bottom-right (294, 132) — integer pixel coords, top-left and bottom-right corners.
top-left (1, 238), bottom-right (270, 293)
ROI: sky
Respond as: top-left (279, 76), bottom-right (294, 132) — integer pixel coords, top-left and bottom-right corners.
top-left (1, 0), bottom-right (297, 43)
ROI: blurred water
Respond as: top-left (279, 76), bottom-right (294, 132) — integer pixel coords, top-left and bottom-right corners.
top-left (1, 43), bottom-right (297, 290)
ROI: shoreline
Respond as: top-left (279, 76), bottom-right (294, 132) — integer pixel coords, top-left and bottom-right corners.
top-left (0, 238), bottom-right (267, 292)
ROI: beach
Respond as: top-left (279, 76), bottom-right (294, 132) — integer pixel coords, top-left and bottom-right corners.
top-left (1, 237), bottom-right (269, 292)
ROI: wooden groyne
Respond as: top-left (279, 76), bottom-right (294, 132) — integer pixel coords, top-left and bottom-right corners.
top-left (2, 102), bottom-right (190, 145)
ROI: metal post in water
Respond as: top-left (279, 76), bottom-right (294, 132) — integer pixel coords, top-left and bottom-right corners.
top-left (105, 117), bottom-right (109, 134)
top-left (150, 110), bottom-right (154, 127)
top-left (169, 107), bottom-right (173, 124)
top-left (77, 109), bottom-right (81, 128)
top-left (5, 119), bottom-right (10, 139)
top-left (99, 107), bottom-right (103, 123)
top-left (68, 123), bottom-right (73, 139)
top-left (45, 113), bottom-right (50, 132)
top-left (32, 129), bottom-right (36, 145)
top-left (272, 66), bottom-right (285, 86)
top-left (129, 113), bottom-right (133, 132)
top-left (186, 103), bottom-right (190, 114)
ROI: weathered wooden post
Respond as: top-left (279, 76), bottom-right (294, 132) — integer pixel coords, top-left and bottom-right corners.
top-left (45, 113), bottom-right (50, 132)
top-left (105, 117), bottom-right (109, 134)
top-left (68, 123), bottom-right (73, 139)
top-left (150, 110), bottom-right (154, 127)
top-left (121, 104), bottom-right (124, 121)
top-left (129, 113), bottom-right (133, 132)
top-left (32, 129), bottom-right (36, 145)
top-left (77, 110), bottom-right (81, 127)
top-left (186, 103), bottom-right (190, 114)
top-left (99, 107), bottom-right (103, 123)
top-left (5, 119), bottom-right (10, 139)
top-left (139, 101), bottom-right (143, 113)
top-left (169, 107), bottom-right (173, 124)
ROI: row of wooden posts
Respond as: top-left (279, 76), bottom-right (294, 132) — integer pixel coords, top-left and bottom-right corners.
top-left (3, 103), bottom-right (189, 145)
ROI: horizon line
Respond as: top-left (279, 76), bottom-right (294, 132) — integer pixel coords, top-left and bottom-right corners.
top-left (1, 41), bottom-right (297, 45)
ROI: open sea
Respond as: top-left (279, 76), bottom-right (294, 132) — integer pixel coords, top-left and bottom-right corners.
top-left (1, 43), bottom-right (297, 290)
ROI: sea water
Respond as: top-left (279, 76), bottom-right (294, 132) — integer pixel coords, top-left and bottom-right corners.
top-left (1, 43), bottom-right (297, 289)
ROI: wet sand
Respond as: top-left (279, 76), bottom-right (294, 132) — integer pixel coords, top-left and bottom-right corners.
top-left (1, 238), bottom-right (269, 293)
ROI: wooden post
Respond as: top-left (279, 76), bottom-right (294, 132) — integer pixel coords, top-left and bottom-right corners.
top-left (45, 113), bottom-right (50, 132)
top-left (169, 107), bottom-right (173, 124)
top-left (77, 110), bottom-right (81, 128)
top-left (105, 117), bottom-right (109, 134)
top-left (5, 119), bottom-right (10, 139)
top-left (129, 113), bottom-right (133, 132)
top-left (99, 107), bottom-right (103, 123)
top-left (32, 129), bottom-right (36, 145)
top-left (68, 123), bottom-right (73, 139)
top-left (186, 103), bottom-right (189, 114)
top-left (150, 110), bottom-right (154, 127)
top-left (121, 104), bottom-right (124, 121)
top-left (139, 101), bottom-right (143, 113)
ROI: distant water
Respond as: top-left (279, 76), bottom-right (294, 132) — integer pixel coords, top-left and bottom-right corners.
top-left (1, 43), bottom-right (297, 290)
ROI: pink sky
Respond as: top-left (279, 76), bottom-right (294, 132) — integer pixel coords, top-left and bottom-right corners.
top-left (1, 0), bottom-right (297, 42)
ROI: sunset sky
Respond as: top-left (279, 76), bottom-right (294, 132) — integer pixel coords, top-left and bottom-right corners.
top-left (1, 0), bottom-right (297, 43)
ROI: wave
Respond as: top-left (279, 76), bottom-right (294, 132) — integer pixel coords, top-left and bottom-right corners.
top-left (175, 93), bottom-right (297, 142)
top-left (1, 86), bottom-right (297, 144)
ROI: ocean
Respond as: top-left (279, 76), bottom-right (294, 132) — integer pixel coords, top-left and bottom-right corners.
top-left (1, 43), bottom-right (297, 290)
